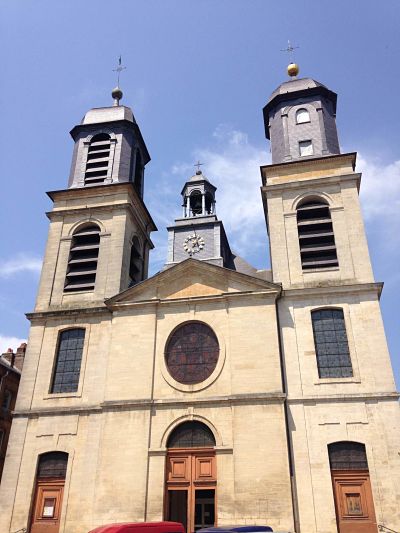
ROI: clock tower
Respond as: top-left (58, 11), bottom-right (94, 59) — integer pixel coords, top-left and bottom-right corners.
top-left (165, 169), bottom-right (235, 268)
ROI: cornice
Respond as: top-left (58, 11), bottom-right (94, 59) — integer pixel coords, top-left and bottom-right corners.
top-left (26, 306), bottom-right (110, 321)
top-left (46, 182), bottom-right (157, 232)
top-left (108, 289), bottom-right (280, 312)
top-left (281, 281), bottom-right (383, 299)
top-left (13, 392), bottom-right (286, 419)
top-left (261, 173), bottom-right (361, 193)
top-left (260, 152), bottom-right (357, 174)
top-left (287, 391), bottom-right (399, 404)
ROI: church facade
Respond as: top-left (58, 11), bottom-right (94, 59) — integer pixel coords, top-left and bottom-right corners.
top-left (0, 69), bottom-right (399, 533)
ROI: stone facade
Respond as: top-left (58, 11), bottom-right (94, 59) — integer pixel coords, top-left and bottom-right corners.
top-left (0, 75), bottom-right (399, 533)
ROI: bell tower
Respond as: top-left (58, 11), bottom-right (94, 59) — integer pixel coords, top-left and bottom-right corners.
top-left (165, 168), bottom-right (234, 268)
top-left (260, 63), bottom-right (400, 532)
top-left (261, 64), bottom-right (373, 288)
top-left (35, 85), bottom-right (156, 311)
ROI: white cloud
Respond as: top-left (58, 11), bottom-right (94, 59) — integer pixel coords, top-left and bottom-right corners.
top-left (357, 155), bottom-right (400, 222)
top-left (0, 254), bottom-right (42, 279)
top-left (0, 335), bottom-right (26, 354)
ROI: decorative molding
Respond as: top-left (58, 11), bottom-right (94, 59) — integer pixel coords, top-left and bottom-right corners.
top-left (13, 392), bottom-right (286, 419)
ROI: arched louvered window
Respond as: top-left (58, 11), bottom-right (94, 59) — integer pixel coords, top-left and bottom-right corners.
top-left (51, 329), bottom-right (85, 393)
top-left (312, 309), bottom-right (352, 378)
top-left (328, 442), bottom-right (368, 471)
top-left (297, 199), bottom-right (338, 269)
top-left (129, 236), bottom-right (143, 286)
top-left (64, 224), bottom-right (100, 292)
top-left (167, 421), bottom-right (216, 449)
top-left (85, 133), bottom-right (111, 185)
top-left (37, 452), bottom-right (68, 479)
top-left (296, 108), bottom-right (310, 124)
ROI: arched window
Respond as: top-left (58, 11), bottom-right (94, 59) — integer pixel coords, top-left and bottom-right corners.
top-left (296, 108), bottom-right (310, 124)
top-left (129, 236), bottom-right (143, 286)
top-left (328, 442), bottom-right (368, 470)
top-left (50, 329), bottom-right (85, 393)
top-left (312, 309), bottom-right (352, 378)
top-left (37, 452), bottom-right (69, 479)
top-left (205, 192), bottom-right (214, 214)
top-left (297, 199), bottom-right (338, 269)
top-left (167, 421), bottom-right (216, 448)
top-left (85, 133), bottom-right (111, 185)
top-left (165, 322), bottom-right (219, 385)
top-left (64, 224), bottom-right (100, 292)
top-left (190, 191), bottom-right (202, 216)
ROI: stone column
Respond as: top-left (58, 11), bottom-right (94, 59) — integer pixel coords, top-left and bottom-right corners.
top-left (202, 193), bottom-right (206, 215)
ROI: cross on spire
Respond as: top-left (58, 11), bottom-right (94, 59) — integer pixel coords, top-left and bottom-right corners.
top-left (194, 160), bottom-right (203, 174)
top-left (280, 40), bottom-right (299, 63)
top-left (113, 55), bottom-right (126, 87)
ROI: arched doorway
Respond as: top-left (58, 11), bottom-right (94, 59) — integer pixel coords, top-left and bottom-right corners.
top-left (30, 452), bottom-right (68, 533)
top-left (329, 442), bottom-right (377, 533)
top-left (165, 421), bottom-right (216, 533)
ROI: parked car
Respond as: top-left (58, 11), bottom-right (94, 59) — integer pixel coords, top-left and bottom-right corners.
top-left (197, 527), bottom-right (273, 533)
top-left (88, 521), bottom-right (185, 533)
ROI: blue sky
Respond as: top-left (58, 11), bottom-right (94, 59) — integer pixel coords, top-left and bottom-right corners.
top-left (0, 0), bottom-right (399, 384)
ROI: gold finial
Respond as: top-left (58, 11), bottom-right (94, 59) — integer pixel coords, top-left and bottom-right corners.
top-left (281, 40), bottom-right (300, 78)
top-left (287, 63), bottom-right (299, 77)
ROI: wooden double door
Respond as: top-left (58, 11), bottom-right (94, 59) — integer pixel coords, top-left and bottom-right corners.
top-left (332, 470), bottom-right (377, 533)
top-left (166, 448), bottom-right (216, 533)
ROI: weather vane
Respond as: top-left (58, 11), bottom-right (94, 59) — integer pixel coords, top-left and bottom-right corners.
top-left (194, 160), bottom-right (203, 173)
top-left (113, 56), bottom-right (126, 87)
top-left (280, 40), bottom-right (299, 63)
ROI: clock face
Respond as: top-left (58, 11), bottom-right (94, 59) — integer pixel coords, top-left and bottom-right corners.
top-left (183, 234), bottom-right (205, 255)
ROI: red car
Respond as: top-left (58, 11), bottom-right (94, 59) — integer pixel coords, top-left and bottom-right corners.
top-left (88, 522), bottom-right (185, 533)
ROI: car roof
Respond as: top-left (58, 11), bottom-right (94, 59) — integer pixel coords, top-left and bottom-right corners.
top-left (89, 522), bottom-right (184, 533)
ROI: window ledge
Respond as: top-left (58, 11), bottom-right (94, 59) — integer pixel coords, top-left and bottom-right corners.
top-left (303, 267), bottom-right (340, 273)
top-left (314, 378), bottom-right (361, 385)
top-left (43, 392), bottom-right (82, 400)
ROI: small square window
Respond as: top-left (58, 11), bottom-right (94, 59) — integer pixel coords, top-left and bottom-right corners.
top-left (299, 140), bottom-right (313, 157)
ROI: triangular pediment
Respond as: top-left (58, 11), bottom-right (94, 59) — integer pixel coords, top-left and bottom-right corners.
top-left (106, 259), bottom-right (280, 307)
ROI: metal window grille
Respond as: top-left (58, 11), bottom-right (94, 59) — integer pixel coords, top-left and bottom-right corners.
top-left (37, 452), bottom-right (68, 479)
top-left (328, 442), bottom-right (368, 470)
top-left (312, 309), bottom-right (353, 378)
top-left (51, 329), bottom-right (85, 393)
top-left (297, 200), bottom-right (338, 270)
top-left (64, 224), bottom-right (100, 292)
top-left (165, 322), bottom-right (219, 385)
top-left (167, 421), bottom-right (216, 448)
top-left (84, 133), bottom-right (111, 185)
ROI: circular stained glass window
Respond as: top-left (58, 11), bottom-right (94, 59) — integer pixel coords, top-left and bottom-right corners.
top-left (165, 322), bottom-right (219, 384)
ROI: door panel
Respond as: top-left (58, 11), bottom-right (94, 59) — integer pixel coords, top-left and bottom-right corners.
top-left (169, 490), bottom-right (188, 533)
top-left (332, 471), bottom-right (377, 533)
top-left (31, 480), bottom-right (64, 533)
top-left (194, 489), bottom-right (215, 531)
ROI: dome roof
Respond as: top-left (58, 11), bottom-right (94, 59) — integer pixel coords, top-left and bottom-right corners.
top-left (188, 170), bottom-right (210, 183)
top-left (267, 77), bottom-right (329, 104)
top-left (81, 105), bottom-right (135, 125)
